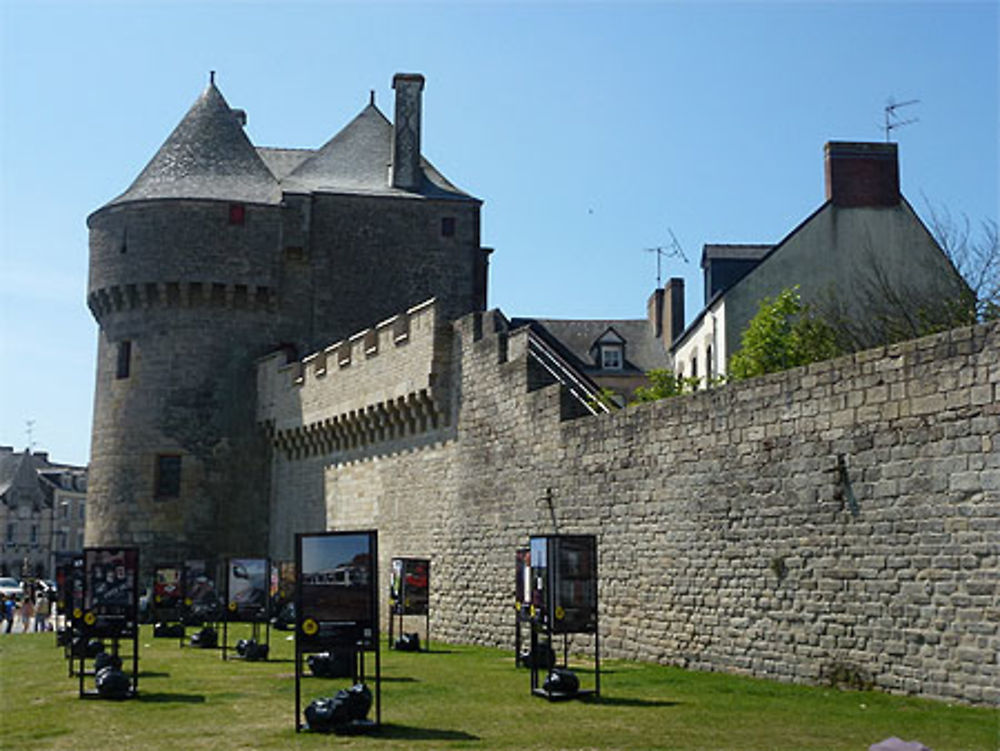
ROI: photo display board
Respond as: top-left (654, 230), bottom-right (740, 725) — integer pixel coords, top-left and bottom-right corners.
top-left (529, 535), bottom-right (597, 634)
top-left (183, 559), bottom-right (220, 621)
top-left (272, 560), bottom-right (296, 611)
top-left (152, 565), bottom-right (183, 621)
top-left (515, 548), bottom-right (530, 622)
top-left (226, 558), bottom-right (270, 623)
top-left (296, 531), bottom-right (378, 651)
top-left (390, 558), bottom-right (430, 616)
top-left (54, 554), bottom-right (81, 617)
top-left (82, 547), bottom-right (139, 638)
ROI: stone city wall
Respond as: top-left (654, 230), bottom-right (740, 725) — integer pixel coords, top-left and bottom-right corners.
top-left (267, 309), bottom-right (999, 705)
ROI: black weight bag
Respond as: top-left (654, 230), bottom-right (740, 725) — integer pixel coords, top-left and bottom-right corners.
top-left (93, 651), bottom-right (123, 672)
top-left (95, 666), bottom-right (131, 700)
top-left (394, 632), bottom-right (421, 652)
top-left (153, 622), bottom-right (184, 638)
top-left (307, 651), bottom-right (354, 678)
top-left (304, 683), bottom-right (372, 732)
top-left (190, 626), bottom-right (217, 648)
top-left (543, 667), bottom-right (579, 696)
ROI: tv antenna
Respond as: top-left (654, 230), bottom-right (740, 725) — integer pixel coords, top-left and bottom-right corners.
top-left (25, 419), bottom-right (36, 451)
top-left (644, 229), bottom-right (689, 287)
top-left (883, 97), bottom-right (920, 141)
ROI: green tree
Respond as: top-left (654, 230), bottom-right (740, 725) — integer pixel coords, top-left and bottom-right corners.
top-left (728, 286), bottom-right (842, 380)
top-left (630, 369), bottom-right (700, 404)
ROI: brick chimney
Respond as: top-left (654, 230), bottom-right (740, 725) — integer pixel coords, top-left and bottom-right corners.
top-left (824, 141), bottom-right (900, 207)
top-left (391, 73), bottom-right (425, 191)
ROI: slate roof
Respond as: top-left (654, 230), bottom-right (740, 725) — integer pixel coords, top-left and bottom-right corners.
top-left (280, 103), bottom-right (476, 200)
top-left (510, 318), bottom-right (669, 376)
top-left (100, 82), bottom-right (478, 211)
top-left (107, 83), bottom-right (282, 207)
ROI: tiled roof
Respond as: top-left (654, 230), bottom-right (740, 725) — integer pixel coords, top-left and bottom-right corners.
top-left (510, 318), bottom-right (669, 375)
top-left (101, 84), bottom-right (478, 208)
top-left (105, 83), bottom-right (282, 208)
top-left (257, 148), bottom-right (314, 181)
top-left (282, 103), bottom-right (476, 201)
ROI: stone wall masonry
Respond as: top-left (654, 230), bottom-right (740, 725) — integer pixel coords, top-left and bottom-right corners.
top-left (257, 299), bottom-right (452, 460)
top-left (276, 314), bottom-right (998, 705)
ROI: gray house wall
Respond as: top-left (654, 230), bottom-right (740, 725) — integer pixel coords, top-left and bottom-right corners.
top-left (724, 201), bottom-right (965, 362)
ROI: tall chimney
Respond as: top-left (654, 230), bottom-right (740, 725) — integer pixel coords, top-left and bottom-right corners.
top-left (824, 141), bottom-right (899, 207)
top-left (391, 73), bottom-right (425, 191)
top-left (664, 277), bottom-right (685, 346)
top-left (647, 288), bottom-right (664, 340)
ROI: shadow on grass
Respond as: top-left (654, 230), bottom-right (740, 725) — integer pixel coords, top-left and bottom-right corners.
top-left (379, 675), bottom-right (419, 683)
top-left (138, 671), bottom-right (171, 678)
top-left (590, 696), bottom-right (680, 708)
top-left (377, 723), bottom-right (479, 742)
top-left (137, 692), bottom-right (206, 704)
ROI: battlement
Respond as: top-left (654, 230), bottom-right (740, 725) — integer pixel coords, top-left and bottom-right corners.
top-left (88, 281), bottom-right (277, 320)
top-left (257, 298), bottom-right (452, 458)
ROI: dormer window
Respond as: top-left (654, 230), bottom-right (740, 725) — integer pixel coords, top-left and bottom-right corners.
top-left (600, 345), bottom-right (623, 370)
top-left (590, 326), bottom-right (627, 371)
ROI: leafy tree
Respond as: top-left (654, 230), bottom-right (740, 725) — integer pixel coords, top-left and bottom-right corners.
top-left (630, 369), bottom-right (701, 403)
top-left (728, 286), bottom-right (842, 380)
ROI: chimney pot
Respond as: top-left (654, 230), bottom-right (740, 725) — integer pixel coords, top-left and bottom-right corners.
top-left (824, 141), bottom-right (900, 207)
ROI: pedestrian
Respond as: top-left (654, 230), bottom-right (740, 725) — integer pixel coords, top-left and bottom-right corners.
top-left (34, 591), bottom-right (50, 632)
top-left (3, 596), bottom-right (14, 633)
top-left (20, 594), bottom-right (34, 633)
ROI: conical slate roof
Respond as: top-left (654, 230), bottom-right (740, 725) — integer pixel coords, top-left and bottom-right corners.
top-left (107, 82), bottom-right (281, 207)
top-left (280, 103), bottom-right (476, 201)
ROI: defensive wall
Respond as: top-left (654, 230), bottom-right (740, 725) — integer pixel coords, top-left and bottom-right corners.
top-left (259, 305), bottom-right (999, 705)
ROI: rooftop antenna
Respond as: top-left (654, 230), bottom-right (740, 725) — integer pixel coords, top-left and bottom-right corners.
top-left (644, 229), bottom-right (689, 287)
top-left (25, 420), bottom-right (36, 451)
top-left (883, 97), bottom-right (919, 141)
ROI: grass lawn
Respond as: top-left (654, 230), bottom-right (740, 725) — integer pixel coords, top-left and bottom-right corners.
top-left (1, 626), bottom-right (996, 750)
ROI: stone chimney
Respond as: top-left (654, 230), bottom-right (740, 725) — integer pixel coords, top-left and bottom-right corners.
top-left (664, 278), bottom-right (685, 346)
top-left (824, 141), bottom-right (899, 207)
top-left (391, 73), bottom-right (425, 191)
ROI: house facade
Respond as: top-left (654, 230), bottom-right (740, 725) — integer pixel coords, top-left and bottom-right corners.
top-left (0, 447), bottom-right (87, 580)
top-left (668, 142), bottom-right (967, 381)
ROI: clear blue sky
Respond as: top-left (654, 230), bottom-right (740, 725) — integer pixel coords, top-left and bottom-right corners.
top-left (1, 0), bottom-right (996, 466)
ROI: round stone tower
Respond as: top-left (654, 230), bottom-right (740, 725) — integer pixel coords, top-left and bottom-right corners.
top-left (85, 73), bottom-right (489, 571)
top-left (86, 80), bottom-right (288, 566)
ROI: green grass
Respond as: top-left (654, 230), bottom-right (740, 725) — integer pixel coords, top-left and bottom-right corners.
top-left (1, 627), bottom-right (997, 750)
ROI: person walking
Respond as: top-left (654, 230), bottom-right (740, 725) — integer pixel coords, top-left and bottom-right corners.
top-left (20, 593), bottom-right (34, 633)
top-left (3, 595), bottom-right (14, 633)
top-left (34, 591), bottom-right (50, 632)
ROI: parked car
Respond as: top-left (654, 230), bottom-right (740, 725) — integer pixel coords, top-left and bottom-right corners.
top-left (0, 577), bottom-right (24, 601)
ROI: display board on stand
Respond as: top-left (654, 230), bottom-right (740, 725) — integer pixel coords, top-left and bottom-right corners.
top-left (388, 557), bottom-right (430, 651)
top-left (528, 534), bottom-right (599, 700)
top-left (222, 557), bottom-right (271, 661)
top-left (78, 547), bottom-right (140, 699)
top-left (514, 548), bottom-right (531, 666)
top-left (294, 530), bottom-right (380, 733)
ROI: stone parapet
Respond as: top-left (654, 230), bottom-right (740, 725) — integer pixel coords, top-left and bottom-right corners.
top-left (257, 298), bottom-right (451, 458)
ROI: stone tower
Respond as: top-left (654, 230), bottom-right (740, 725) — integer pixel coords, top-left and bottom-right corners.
top-left (86, 73), bottom-right (488, 569)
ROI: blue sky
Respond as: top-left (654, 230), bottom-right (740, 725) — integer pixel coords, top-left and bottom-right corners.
top-left (1, 1), bottom-right (996, 466)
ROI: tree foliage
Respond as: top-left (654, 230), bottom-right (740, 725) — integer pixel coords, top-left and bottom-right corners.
top-left (924, 201), bottom-right (999, 322)
top-left (630, 369), bottom-right (700, 404)
top-left (728, 286), bottom-right (842, 380)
